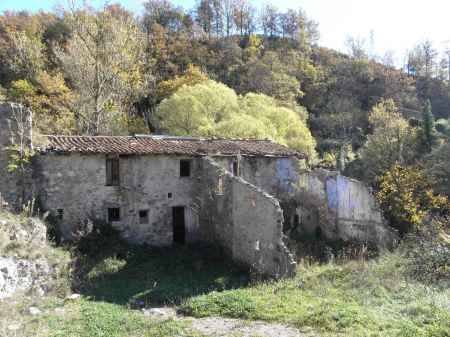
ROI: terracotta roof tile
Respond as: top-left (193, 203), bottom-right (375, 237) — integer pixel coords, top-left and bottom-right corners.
top-left (41, 135), bottom-right (302, 158)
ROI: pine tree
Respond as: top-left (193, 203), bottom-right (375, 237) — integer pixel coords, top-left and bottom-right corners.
top-left (422, 99), bottom-right (436, 152)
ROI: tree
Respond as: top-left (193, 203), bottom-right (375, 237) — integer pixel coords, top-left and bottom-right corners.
top-left (154, 80), bottom-right (317, 159)
top-left (154, 80), bottom-right (238, 135)
top-left (142, 0), bottom-right (185, 33)
top-left (345, 36), bottom-right (367, 60)
top-left (425, 142), bottom-right (450, 197)
top-left (260, 4), bottom-right (279, 39)
top-left (376, 165), bottom-right (448, 236)
top-left (5, 103), bottom-right (34, 205)
top-left (7, 72), bottom-right (75, 134)
top-left (279, 9), bottom-right (297, 39)
top-left (237, 51), bottom-right (302, 103)
top-left (406, 40), bottom-right (438, 85)
top-left (233, 0), bottom-right (254, 38)
top-left (223, 0), bottom-right (234, 37)
top-left (56, 4), bottom-right (149, 135)
top-left (419, 99), bottom-right (437, 153)
top-left (156, 64), bottom-right (208, 101)
top-left (3, 28), bottom-right (45, 81)
top-left (358, 99), bottom-right (418, 181)
top-left (196, 0), bottom-right (214, 38)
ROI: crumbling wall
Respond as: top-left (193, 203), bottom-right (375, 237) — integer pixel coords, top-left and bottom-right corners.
top-left (290, 169), bottom-right (397, 248)
top-left (34, 153), bottom-right (200, 244)
top-left (198, 157), bottom-right (296, 278)
top-left (0, 103), bottom-right (33, 208)
top-left (209, 156), bottom-right (301, 197)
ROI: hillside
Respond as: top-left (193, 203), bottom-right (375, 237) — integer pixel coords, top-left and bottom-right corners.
top-left (1, 1), bottom-right (450, 336)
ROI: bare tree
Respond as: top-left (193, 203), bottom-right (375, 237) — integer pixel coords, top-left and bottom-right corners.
top-left (6, 103), bottom-right (33, 205)
top-left (56, 2), bottom-right (150, 135)
top-left (260, 4), bottom-right (279, 39)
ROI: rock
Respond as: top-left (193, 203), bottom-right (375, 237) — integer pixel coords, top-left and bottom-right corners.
top-left (35, 287), bottom-right (45, 297)
top-left (142, 307), bottom-right (177, 321)
top-left (66, 293), bottom-right (81, 300)
top-left (28, 307), bottom-right (42, 316)
top-left (54, 307), bottom-right (65, 315)
top-left (7, 323), bottom-right (21, 331)
top-left (0, 257), bottom-right (52, 300)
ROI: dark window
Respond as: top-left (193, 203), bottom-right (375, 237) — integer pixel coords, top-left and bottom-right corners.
top-left (56, 209), bottom-right (64, 220)
top-left (139, 210), bottom-right (149, 224)
top-left (108, 208), bottom-right (120, 222)
top-left (106, 158), bottom-right (120, 186)
top-left (168, 193), bottom-right (173, 199)
top-left (232, 161), bottom-right (239, 176)
top-left (180, 160), bottom-right (191, 177)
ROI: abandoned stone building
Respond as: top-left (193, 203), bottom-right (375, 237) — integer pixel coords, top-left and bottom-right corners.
top-left (0, 103), bottom-right (397, 278)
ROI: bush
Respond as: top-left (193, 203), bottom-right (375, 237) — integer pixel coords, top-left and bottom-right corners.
top-left (74, 218), bottom-right (126, 257)
top-left (406, 217), bottom-right (450, 282)
top-left (376, 165), bottom-right (449, 236)
top-left (181, 291), bottom-right (257, 319)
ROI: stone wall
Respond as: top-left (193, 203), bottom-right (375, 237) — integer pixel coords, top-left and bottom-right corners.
top-left (211, 156), bottom-right (300, 197)
top-left (34, 153), bottom-right (200, 244)
top-left (290, 169), bottom-right (397, 248)
top-left (0, 103), bottom-right (33, 208)
top-left (198, 158), bottom-right (296, 278)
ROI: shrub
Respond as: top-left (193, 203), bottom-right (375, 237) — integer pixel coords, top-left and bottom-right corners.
top-left (74, 218), bottom-right (126, 258)
top-left (181, 291), bottom-right (257, 319)
top-left (406, 217), bottom-right (450, 282)
top-left (376, 165), bottom-right (449, 236)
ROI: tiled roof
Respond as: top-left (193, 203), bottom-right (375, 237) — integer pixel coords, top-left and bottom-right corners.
top-left (41, 135), bottom-right (302, 158)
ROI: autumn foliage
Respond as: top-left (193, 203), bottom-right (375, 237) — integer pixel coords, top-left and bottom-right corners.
top-left (376, 165), bottom-right (449, 236)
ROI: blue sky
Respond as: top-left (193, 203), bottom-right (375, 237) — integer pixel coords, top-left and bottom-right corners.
top-left (1, 0), bottom-right (449, 64)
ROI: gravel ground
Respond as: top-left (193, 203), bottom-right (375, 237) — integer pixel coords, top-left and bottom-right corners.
top-left (143, 307), bottom-right (319, 337)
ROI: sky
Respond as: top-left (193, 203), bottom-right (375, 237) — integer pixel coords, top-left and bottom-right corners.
top-left (1, 0), bottom-right (449, 64)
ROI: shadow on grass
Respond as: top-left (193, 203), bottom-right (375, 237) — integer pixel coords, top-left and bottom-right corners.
top-left (73, 241), bottom-right (250, 307)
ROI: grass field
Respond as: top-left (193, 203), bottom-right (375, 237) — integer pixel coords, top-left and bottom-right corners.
top-left (181, 251), bottom-right (450, 337)
top-left (1, 234), bottom-right (449, 337)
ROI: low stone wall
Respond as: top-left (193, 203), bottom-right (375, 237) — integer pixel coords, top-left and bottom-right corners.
top-left (287, 169), bottom-right (397, 248)
top-left (198, 158), bottom-right (296, 278)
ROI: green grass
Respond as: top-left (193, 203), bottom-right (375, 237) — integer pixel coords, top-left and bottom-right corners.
top-left (2, 211), bottom-right (449, 337)
top-left (181, 252), bottom-right (450, 337)
top-left (3, 247), bottom-right (450, 337)
top-left (0, 296), bottom-right (204, 337)
top-left (75, 244), bottom-right (249, 307)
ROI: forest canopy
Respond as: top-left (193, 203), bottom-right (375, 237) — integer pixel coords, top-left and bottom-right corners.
top-left (1, 0), bottom-right (450, 190)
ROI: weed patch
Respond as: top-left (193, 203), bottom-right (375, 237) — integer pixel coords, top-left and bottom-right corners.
top-left (182, 252), bottom-right (450, 337)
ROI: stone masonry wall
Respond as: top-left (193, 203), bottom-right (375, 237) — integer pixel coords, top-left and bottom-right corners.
top-left (293, 169), bottom-right (398, 248)
top-left (198, 157), bottom-right (296, 278)
top-left (34, 153), bottom-right (200, 244)
top-left (211, 156), bottom-right (300, 197)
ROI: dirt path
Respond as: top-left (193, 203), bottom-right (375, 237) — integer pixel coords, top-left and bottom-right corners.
top-left (142, 308), bottom-right (319, 337)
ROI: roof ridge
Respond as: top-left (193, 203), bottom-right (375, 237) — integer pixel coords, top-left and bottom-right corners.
top-left (43, 135), bottom-right (275, 143)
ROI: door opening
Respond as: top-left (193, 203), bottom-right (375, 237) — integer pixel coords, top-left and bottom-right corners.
top-left (172, 206), bottom-right (186, 244)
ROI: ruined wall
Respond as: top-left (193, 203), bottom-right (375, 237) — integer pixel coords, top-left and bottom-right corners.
top-left (0, 103), bottom-right (33, 208)
top-left (34, 153), bottom-right (200, 244)
top-left (293, 169), bottom-right (397, 248)
top-left (198, 158), bottom-right (296, 278)
top-left (211, 156), bottom-right (300, 197)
